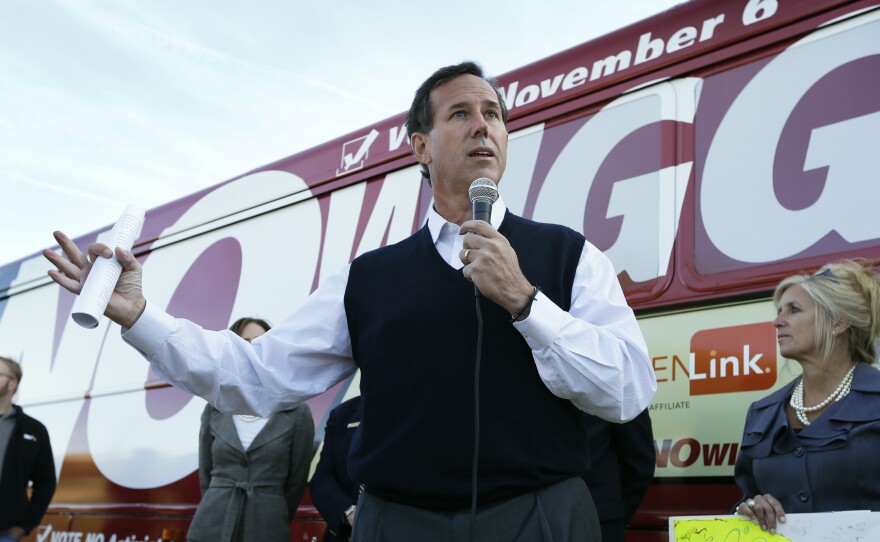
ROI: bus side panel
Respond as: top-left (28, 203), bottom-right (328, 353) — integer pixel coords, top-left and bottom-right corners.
top-left (3, 2), bottom-right (878, 539)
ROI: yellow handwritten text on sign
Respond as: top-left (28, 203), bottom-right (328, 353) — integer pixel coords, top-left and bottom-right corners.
top-left (673, 518), bottom-right (792, 542)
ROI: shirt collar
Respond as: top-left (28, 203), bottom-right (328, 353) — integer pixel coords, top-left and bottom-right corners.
top-left (426, 197), bottom-right (508, 244)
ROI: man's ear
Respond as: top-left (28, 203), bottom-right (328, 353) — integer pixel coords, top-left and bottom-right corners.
top-left (410, 132), bottom-right (431, 166)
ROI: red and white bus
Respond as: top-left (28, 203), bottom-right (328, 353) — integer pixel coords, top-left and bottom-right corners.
top-left (2, 0), bottom-right (879, 539)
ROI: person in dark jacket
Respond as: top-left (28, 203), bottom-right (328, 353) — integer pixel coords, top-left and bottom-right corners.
top-left (582, 409), bottom-right (654, 542)
top-left (0, 356), bottom-right (56, 541)
top-left (310, 396), bottom-right (363, 542)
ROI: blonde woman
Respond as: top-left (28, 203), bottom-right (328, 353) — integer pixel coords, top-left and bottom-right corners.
top-left (734, 260), bottom-right (880, 533)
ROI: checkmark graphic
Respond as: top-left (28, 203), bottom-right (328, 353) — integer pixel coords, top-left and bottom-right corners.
top-left (341, 129), bottom-right (379, 171)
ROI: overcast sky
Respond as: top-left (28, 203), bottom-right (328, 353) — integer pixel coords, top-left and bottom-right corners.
top-left (0, 0), bottom-right (684, 265)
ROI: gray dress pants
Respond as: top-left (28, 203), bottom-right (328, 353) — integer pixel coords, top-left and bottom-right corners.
top-left (352, 477), bottom-right (601, 542)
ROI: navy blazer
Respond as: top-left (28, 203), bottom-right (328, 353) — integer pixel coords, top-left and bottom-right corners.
top-left (582, 409), bottom-right (655, 542)
top-left (310, 396), bottom-right (363, 542)
top-left (735, 363), bottom-right (880, 512)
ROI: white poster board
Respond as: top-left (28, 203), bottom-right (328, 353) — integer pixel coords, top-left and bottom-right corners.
top-left (670, 512), bottom-right (880, 541)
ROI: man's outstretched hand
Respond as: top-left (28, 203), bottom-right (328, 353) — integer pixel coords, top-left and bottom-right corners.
top-left (44, 231), bottom-right (147, 329)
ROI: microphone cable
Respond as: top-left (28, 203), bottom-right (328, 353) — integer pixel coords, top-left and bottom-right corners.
top-left (470, 289), bottom-right (483, 542)
top-left (465, 177), bottom-right (497, 541)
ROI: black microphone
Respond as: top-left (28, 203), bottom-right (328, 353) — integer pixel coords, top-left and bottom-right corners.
top-left (466, 179), bottom-right (498, 532)
top-left (468, 177), bottom-right (499, 224)
top-left (467, 178), bottom-right (498, 298)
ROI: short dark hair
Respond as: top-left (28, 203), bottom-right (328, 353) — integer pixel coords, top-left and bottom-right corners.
top-left (229, 317), bottom-right (271, 337)
top-left (405, 61), bottom-right (509, 180)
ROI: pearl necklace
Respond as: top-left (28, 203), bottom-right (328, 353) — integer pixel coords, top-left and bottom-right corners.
top-left (790, 364), bottom-right (856, 426)
top-left (236, 414), bottom-right (262, 422)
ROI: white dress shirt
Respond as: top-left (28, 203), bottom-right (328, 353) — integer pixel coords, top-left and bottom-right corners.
top-left (124, 199), bottom-right (656, 422)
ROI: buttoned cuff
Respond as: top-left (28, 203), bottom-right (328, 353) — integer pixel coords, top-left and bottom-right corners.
top-left (122, 302), bottom-right (175, 356)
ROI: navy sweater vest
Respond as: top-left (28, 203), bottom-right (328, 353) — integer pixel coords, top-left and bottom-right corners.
top-left (344, 211), bottom-right (590, 510)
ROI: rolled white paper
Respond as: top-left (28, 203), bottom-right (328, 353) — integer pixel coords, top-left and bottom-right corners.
top-left (71, 204), bottom-right (145, 329)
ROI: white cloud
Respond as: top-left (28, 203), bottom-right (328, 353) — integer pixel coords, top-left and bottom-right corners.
top-left (0, 0), bottom-right (683, 264)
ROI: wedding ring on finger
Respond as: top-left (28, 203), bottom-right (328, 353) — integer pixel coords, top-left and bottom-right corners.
top-left (746, 498), bottom-right (757, 510)
top-left (463, 249), bottom-right (472, 264)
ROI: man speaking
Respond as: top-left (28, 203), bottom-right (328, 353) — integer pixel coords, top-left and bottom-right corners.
top-left (45, 62), bottom-right (656, 541)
